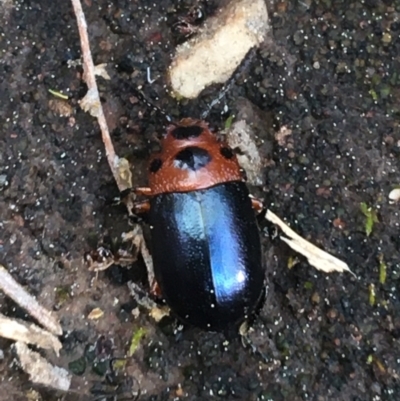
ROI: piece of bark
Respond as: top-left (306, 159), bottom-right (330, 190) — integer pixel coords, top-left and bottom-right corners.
top-left (169, 0), bottom-right (270, 98)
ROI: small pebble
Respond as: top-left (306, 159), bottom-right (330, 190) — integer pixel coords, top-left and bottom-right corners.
top-left (388, 188), bottom-right (400, 202)
top-left (311, 292), bottom-right (320, 304)
top-left (382, 32), bottom-right (392, 44)
top-left (0, 174), bottom-right (8, 187)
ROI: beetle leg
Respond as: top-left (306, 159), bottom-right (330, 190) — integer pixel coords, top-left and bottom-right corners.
top-left (122, 225), bottom-right (154, 283)
top-left (251, 197), bottom-right (264, 212)
top-left (123, 188), bottom-right (152, 217)
top-left (134, 187), bottom-right (153, 196)
top-left (150, 280), bottom-right (162, 298)
top-left (123, 225), bottom-right (162, 299)
top-left (250, 196), bottom-right (268, 226)
top-left (133, 200), bottom-right (151, 214)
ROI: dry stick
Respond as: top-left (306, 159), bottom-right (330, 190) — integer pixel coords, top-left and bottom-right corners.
top-left (0, 265), bottom-right (62, 335)
top-left (70, 0), bottom-right (155, 287)
top-left (70, 0), bottom-right (128, 192)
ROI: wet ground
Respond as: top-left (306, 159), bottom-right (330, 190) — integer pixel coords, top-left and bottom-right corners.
top-left (1, 0), bottom-right (400, 400)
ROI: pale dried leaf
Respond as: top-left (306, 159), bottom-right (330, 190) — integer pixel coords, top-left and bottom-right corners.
top-left (93, 63), bottom-right (111, 80)
top-left (87, 307), bottom-right (104, 320)
top-left (0, 265), bottom-right (62, 335)
top-left (275, 125), bottom-right (293, 147)
top-left (117, 157), bottom-right (133, 189)
top-left (149, 306), bottom-right (171, 322)
top-left (0, 313), bottom-right (62, 355)
top-left (48, 99), bottom-right (73, 117)
top-left (15, 342), bottom-right (72, 391)
top-left (266, 209), bottom-right (356, 277)
top-left (79, 87), bottom-right (101, 117)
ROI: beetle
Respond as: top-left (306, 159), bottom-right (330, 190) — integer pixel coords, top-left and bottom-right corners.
top-left (132, 117), bottom-right (265, 332)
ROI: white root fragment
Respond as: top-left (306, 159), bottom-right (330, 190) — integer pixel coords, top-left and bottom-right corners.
top-left (265, 210), bottom-right (356, 277)
top-left (169, 0), bottom-right (270, 98)
top-left (0, 265), bottom-right (62, 335)
top-left (15, 342), bottom-right (72, 391)
top-left (0, 314), bottom-right (62, 355)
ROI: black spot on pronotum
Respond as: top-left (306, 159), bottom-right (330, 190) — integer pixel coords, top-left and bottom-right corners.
top-left (171, 125), bottom-right (203, 140)
top-left (174, 147), bottom-right (212, 171)
top-left (220, 146), bottom-right (234, 159)
top-left (149, 158), bottom-right (163, 173)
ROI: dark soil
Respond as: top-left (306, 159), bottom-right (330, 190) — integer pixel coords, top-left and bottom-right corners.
top-left (1, 1), bottom-right (400, 400)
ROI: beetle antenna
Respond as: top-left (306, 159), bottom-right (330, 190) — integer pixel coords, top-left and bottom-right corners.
top-left (130, 86), bottom-right (174, 124)
top-left (200, 46), bottom-right (257, 120)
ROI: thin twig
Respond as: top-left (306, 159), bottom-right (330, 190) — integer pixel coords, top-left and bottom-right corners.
top-left (71, 0), bottom-right (158, 315)
top-left (70, 0), bottom-right (129, 192)
top-left (0, 265), bottom-right (62, 335)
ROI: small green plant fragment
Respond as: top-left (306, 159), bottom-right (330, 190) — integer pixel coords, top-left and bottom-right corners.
top-left (84, 343), bottom-right (97, 363)
top-left (304, 281), bottom-right (313, 290)
top-left (369, 89), bottom-right (378, 101)
top-left (55, 286), bottom-right (70, 307)
top-left (68, 356), bottom-right (87, 375)
top-left (48, 89), bottom-right (69, 100)
top-left (287, 256), bottom-right (299, 269)
top-left (92, 359), bottom-right (109, 376)
top-left (224, 115), bottom-right (234, 130)
top-left (368, 283), bottom-right (376, 306)
top-left (378, 254), bottom-right (387, 285)
top-left (366, 354), bottom-right (386, 372)
top-left (360, 202), bottom-right (378, 236)
top-left (111, 358), bottom-right (127, 371)
top-left (128, 327), bottom-right (146, 356)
